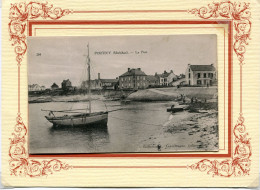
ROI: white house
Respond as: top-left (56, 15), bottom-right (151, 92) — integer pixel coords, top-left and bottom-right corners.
top-left (28, 84), bottom-right (45, 92)
top-left (185, 64), bottom-right (217, 86)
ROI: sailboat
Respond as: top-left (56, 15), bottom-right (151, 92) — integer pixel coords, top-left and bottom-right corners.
top-left (44, 44), bottom-right (108, 127)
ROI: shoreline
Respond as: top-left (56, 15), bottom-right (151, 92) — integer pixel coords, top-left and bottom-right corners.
top-left (29, 86), bottom-right (217, 104)
top-left (137, 110), bottom-right (218, 152)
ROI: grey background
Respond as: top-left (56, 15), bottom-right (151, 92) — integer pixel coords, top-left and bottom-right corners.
top-left (28, 34), bottom-right (217, 88)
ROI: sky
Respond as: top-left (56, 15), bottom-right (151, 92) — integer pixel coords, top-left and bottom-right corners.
top-left (28, 35), bottom-right (217, 88)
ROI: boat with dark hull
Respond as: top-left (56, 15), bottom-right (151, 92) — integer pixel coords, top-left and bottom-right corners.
top-left (44, 44), bottom-right (109, 127)
top-left (45, 111), bottom-right (108, 127)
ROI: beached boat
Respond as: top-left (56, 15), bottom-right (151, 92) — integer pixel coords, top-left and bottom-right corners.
top-left (167, 104), bottom-right (188, 113)
top-left (44, 44), bottom-right (108, 127)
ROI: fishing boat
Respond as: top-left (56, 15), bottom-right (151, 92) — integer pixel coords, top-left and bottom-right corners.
top-left (44, 44), bottom-right (108, 127)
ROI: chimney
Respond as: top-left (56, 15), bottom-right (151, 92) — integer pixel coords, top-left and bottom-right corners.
top-left (164, 70), bottom-right (167, 74)
top-left (98, 73), bottom-right (100, 80)
top-left (137, 68), bottom-right (141, 71)
top-left (211, 63), bottom-right (213, 66)
top-left (128, 68), bottom-right (130, 72)
top-left (170, 70), bottom-right (173, 73)
top-left (155, 72), bottom-right (157, 75)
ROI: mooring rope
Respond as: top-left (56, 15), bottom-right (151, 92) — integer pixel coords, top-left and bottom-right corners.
top-left (109, 115), bottom-right (163, 127)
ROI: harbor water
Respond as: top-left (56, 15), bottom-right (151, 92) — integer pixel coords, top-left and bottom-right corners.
top-left (29, 97), bottom-right (218, 154)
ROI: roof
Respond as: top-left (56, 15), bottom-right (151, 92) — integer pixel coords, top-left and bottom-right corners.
top-left (189, 65), bottom-right (216, 71)
top-left (156, 70), bottom-right (175, 78)
top-left (120, 68), bottom-right (146, 77)
top-left (51, 83), bottom-right (58, 86)
top-left (100, 79), bottom-right (118, 83)
top-left (62, 79), bottom-right (71, 83)
top-left (51, 83), bottom-right (59, 87)
top-left (146, 75), bottom-right (158, 82)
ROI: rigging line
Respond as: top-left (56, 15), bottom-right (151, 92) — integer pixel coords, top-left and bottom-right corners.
top-left (109, 115), bottom-right (163, 127)
top-left (116, 108), bottom-right (165, 112)
top-left (103, 101), bottom-right (108, 112)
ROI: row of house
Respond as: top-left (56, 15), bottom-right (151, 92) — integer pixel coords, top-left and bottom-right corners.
top-left (118, 68), bottom-right (183, 90)
top-left (119, 64), bottom-right (216, 90)
top-left (81, 68), bottom-right (182, 91)
top-left (29, 80), bottom-right (73, 92)
top-left (29, 64), bottom-right (217, 92)
top-left (81, 64), bottom-right (216, 90)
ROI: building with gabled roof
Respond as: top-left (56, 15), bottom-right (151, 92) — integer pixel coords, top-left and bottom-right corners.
top-left (100, 79), bottom-right (119, 90)
top-left (81, 73), bottom-right (118, 90)
top-left (119, 68), bottom-right (148, 90)
top-left (155, 70), bottom-right (177, 86)
top-left (61, 79), bottom-right (72, 91)
top-left (146, 75), bottom-right (159, 87)
top-left (51, 83), bottom-right (59, 90)
top-left (28, 84), bottom-right (41, 92)
top-left (185, 64), bottom-right (217, 86)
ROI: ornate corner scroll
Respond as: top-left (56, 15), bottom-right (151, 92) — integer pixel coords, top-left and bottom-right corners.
top-left (188, 1), bottom-right (251, 65)
top-left (9, 1), bottom-right (73, 65)
top-left (8, 2), bottom-right (72, 177)
top-left (188, 1), bottom-right (252, 177)
top-left (189, 114), bottom-right (251, 177)
top-left (9, 114), bottom-right (72, 177)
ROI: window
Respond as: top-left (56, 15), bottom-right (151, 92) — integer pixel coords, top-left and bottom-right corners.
top-left (208, 73), bottom-right (210, 78)
top-left (197, 80), bottom-right (201, 85)
top-left (204, 73), bottom-right (206, 78)
top-left (189, 73), bottom-right (191, 78)
top-left (198, 73), bottom-right (200, 78)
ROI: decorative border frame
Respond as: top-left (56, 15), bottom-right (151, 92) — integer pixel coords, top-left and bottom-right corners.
top-left (8, 1), bottom-right (251, 178)
top-left (9, 2), bottom-right (73, 177)
top-left (188, 1), bottom-right (251, 177)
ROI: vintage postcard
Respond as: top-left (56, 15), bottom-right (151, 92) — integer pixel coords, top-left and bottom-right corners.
top-left (28, 35), bottom-right (218, 154)
top-left (1, 0), bottom-right (259, 188)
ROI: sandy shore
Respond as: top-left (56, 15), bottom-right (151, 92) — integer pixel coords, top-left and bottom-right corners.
top-left (137, 109), bottom-right (218, 152)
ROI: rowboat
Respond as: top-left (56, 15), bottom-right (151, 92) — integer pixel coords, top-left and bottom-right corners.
top-left (44, 43), bottom-right (109, 127)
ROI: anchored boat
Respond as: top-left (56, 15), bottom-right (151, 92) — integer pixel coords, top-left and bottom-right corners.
top-left (44, 43), bottom-right (108, 127)
top-left (45, 111), bottom-right (108, 127)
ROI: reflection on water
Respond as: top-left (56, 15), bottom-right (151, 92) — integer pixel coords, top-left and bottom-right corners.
top-left (49, 124), bottom-right (109, 142)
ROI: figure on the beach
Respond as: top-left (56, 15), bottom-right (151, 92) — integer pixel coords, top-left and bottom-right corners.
top-left (157, 144), bottom-right (161, 151)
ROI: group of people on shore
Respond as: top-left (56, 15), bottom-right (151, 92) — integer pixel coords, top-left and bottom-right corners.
top-left (179, 94), bottom-right (206, 104)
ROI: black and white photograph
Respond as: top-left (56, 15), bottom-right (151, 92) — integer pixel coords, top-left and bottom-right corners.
top-left (28, 35), bottom-right (218, 154)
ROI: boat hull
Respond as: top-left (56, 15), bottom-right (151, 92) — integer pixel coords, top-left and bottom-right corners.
top-left (45, 112), bottom-right (108, 127)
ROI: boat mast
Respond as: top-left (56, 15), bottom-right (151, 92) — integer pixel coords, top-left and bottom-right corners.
top-left (87, 43), bottom-right (91, 113)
